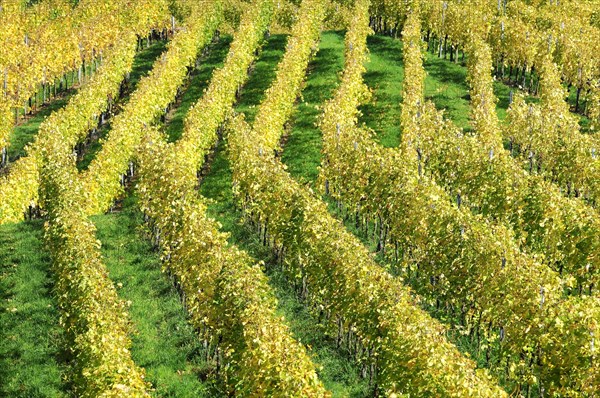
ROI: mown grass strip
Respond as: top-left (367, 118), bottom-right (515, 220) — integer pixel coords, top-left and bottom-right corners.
top-left (0, 220), bottom-right (67, 397)
top-left (7, 97), bottom-right (71, 163)
top-left (281, 31), bottom-right (345, 186)
top-left (92, 196), bottom-right (214, 397)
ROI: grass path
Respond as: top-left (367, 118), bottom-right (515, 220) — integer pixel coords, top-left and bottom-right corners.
top-left (357, 34), bottom-right (583, 146)
top-left (7, 97), bottom-right (72, 162)
top-left (6, 64), bottom-right (98, 163)
top-left (356, 34), bottom-right (475, 146)
top-left (0, 36), bottom-right (227, 397)
top-left (93, 197), bottom-right (214, 397)
top-left (282, 31), bottom-right (345, 185)
top-left (358, 35), bottom-right (405, 147)
top-left (0, 221), bottom-right (67, 397)
top-left (7, 30), bottom-right (585, 398)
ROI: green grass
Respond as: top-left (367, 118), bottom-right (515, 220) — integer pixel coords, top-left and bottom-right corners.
top-left (198, 32), bottom-right (370, 397)
top-left (200, 138), bottom-right (371, 397)
top-left (0, 220), bottom-right (67, 397)
top-left (78, 37), bottom-right (243, 396)
top-left (268, 271), bottom-right (371, 397)
top-left (127, 42), bottom-right (171, 93)
top-left (0, 39), bottom-right (218, 397)
top-left (0, 188), bottom-right (215, 398)
top-left (357, 34), bottom-right (472, 145)
top-left (277, 32), bottom-right (513, 392)
top-left (78, 40), bottom-right (169, 171)
top-left (423, 46), bottom-right (542, 128)
top-left (79, 34), bottom-right (233, 171)
top-left (7, 29), bottom-right (581, 398)
top-left (9, 63), bottom-right (98, 132)
top-left (282, 31), bottom-right (346, 185)
top-left (92, 196), bottom-right (214, 397)
top-left (423, 46), bottom-right (472, 130)
top-left (357, 35), bottom-right (405, 147)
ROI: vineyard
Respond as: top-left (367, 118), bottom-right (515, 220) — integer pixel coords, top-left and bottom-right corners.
top-left (0, 0), bottom-right (599, 396)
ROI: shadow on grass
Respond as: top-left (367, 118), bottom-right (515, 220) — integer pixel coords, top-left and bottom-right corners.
top-left (358, 34), bottom-right (404, 148)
